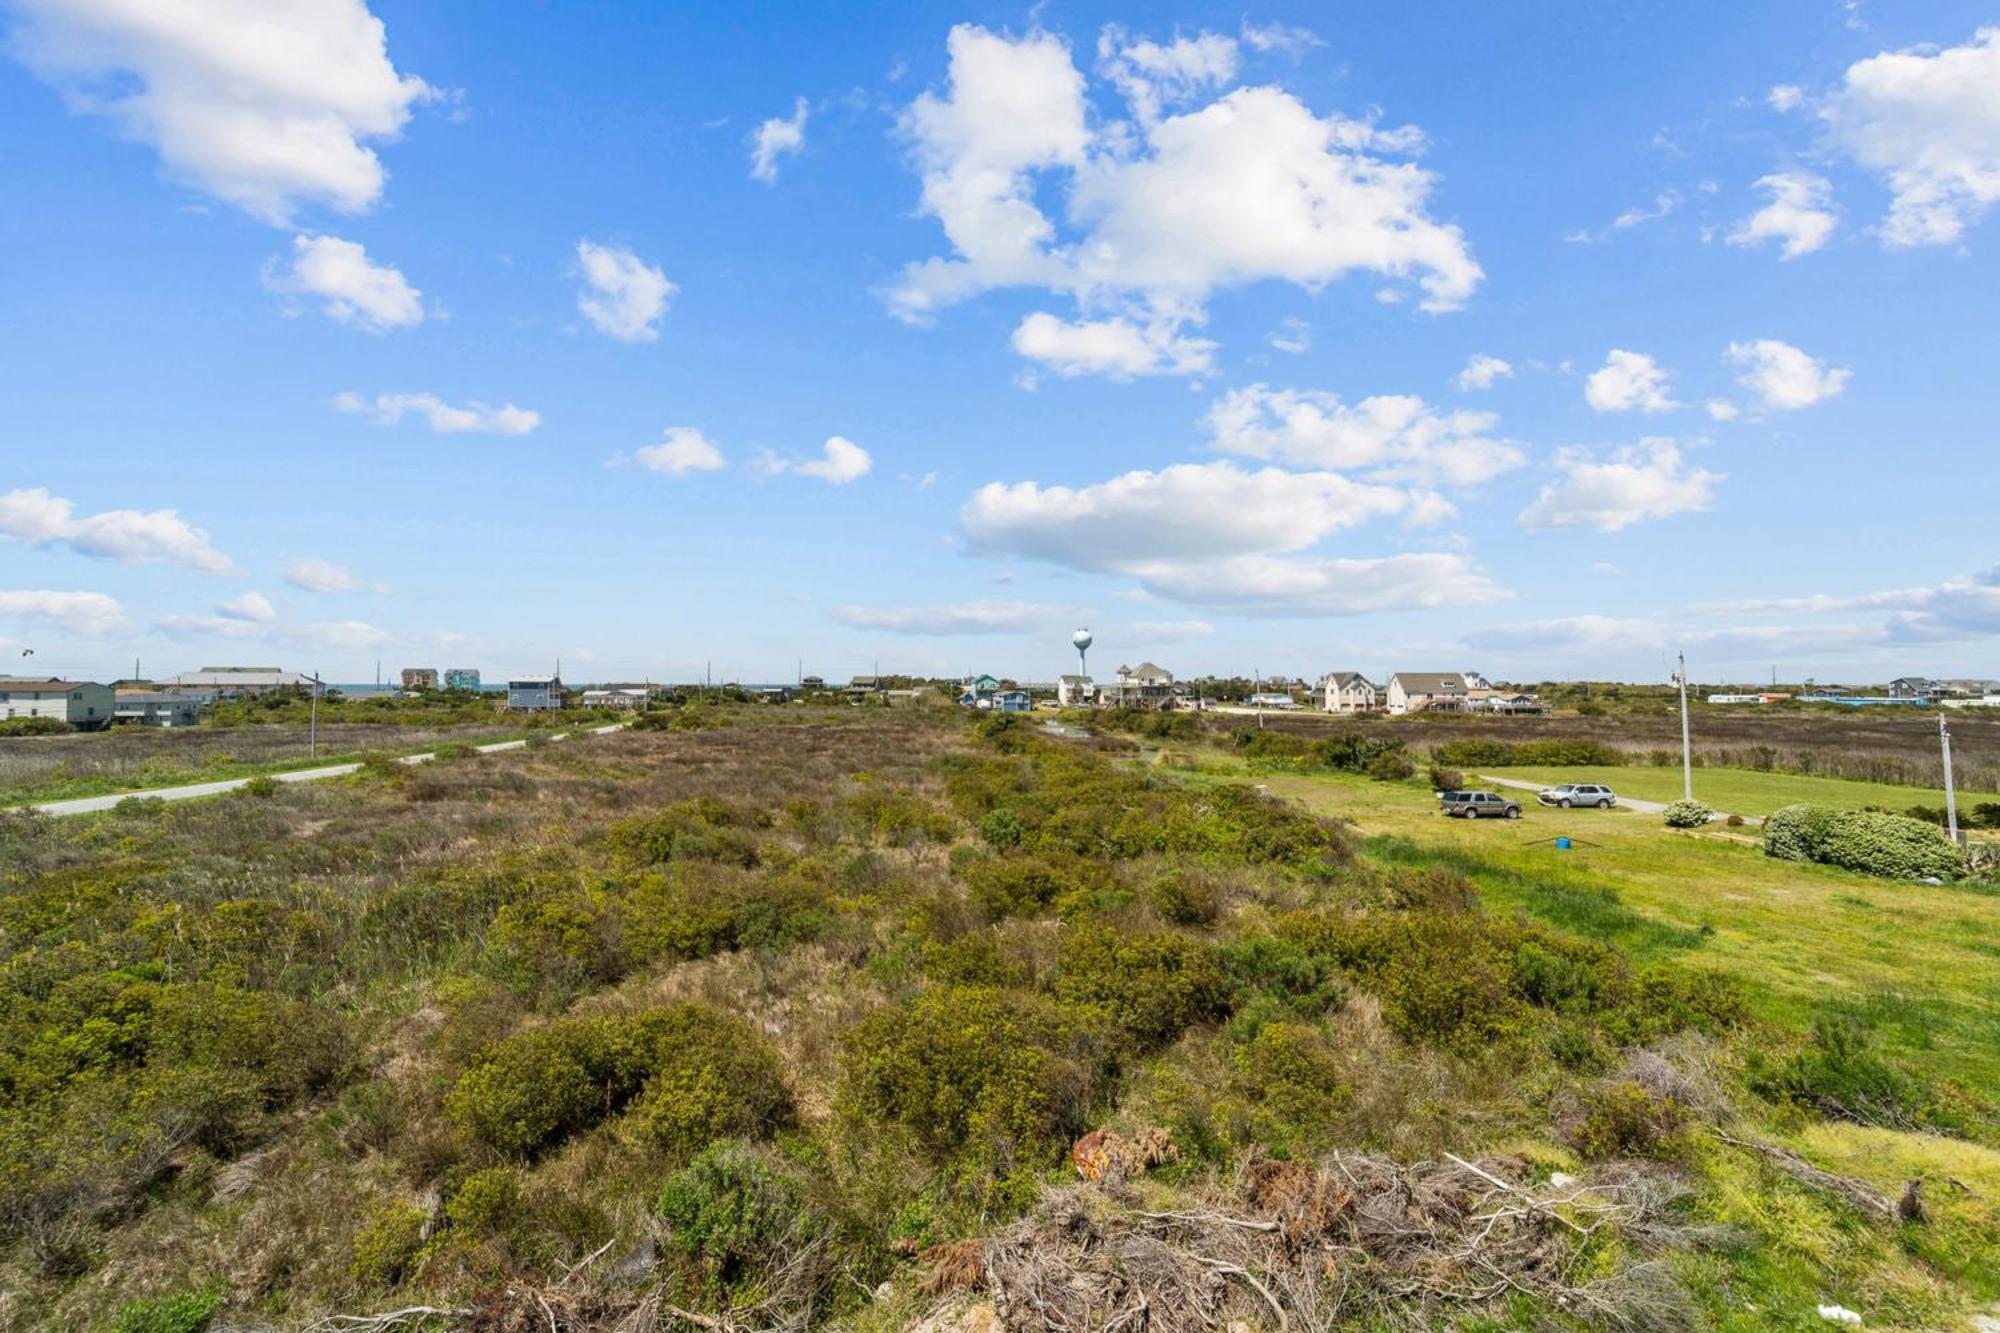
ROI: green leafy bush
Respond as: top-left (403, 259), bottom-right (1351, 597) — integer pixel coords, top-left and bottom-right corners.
top-left (961, 854), bottom-right (1103, 921)
top-left (1145, 867), bottom-right (1224, 926)
top-left (350, 1199), bottom-right (428, 1285)
top-left (239, 775), bottom-right (281, 799)
top-left (1763, 804), bottom-right (1963, 879)
top-left (1748, 1015), bottom-right (1941, 1129)
top-left (0, 715), bottom-right (70, 736)
top-left (1427, 764), bottom-right (1464, 793)
top-left (446, 1004), bottom-right (791, 1159)
top-left (1430, 739), bottom-right (1511, 767)
top-left (1228, 1021), bottom-right (1347, 1153)
top-left (1569, 1080), bottom-right (1689, 1161)
top-left (658, 1140), bottom-right (820, 1296)
top-left (111, 1287), bottom-right (223, 1333)
top-left (1364, 750), bottom-right (1417, 782)
top-left (843, 986), bottom-right (1098, 1186)
top-left (445, 1166), bottom-right (521, 1234)
top-left (1053, 925), bottom-right (1230, 1049)
top-left (1662, 799), bottom-right (1713, 828)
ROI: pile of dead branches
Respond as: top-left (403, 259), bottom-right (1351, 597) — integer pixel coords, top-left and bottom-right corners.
top-left (965, 1150), bottom-right (1710, 1332)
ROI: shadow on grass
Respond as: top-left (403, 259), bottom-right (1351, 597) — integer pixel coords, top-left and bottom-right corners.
top-left (1363, 833), bottom-right (1705, 959)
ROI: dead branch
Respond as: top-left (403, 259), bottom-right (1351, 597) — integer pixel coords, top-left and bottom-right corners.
top-left (1708, 1130), bottom-right (1898, 1222)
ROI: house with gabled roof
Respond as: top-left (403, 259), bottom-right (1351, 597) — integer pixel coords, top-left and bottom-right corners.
top-left (1317, 671), bottom-right (1379, 713)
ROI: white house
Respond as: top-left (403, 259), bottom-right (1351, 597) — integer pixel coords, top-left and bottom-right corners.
top-left (1385, 672), bottom-right (1470, 714)
top-left (1317, 671), bottom-right (1379, 713)
top-left (580, 687), bottom-right (649, 710)
top-left (0, 677), bottom-right (114, 729)
top-left (1100, 662), bottom-right (1176, 709)
top-left (113, 691), bottom-right (206, 727)
top-left (1057, 674), bottom-right (1095, 707)
top-left (160, 667), bottom-right (321, 697)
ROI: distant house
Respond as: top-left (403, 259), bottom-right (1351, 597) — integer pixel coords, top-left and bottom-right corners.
top-left (1247, 691), bottom-right (1299, 709)
top-left (113, 691), bottom-right (206, 727)
top-left (1706, 693), bottom-right (1765, 705)
top-left (801, 675), bottom-right (826, 690)
top-left (1100, 662), bottom-right (1176, 710)
top-left (846, 676), bottom-right (884, 696)
top-left (160, 667), bottom-right (320, 697)
top-left (506, 676), bottom-right (566, 711)
top-left (1057, 674), bottom-right (1095, 707)
top-left (1385, 672), bottom-right (1469, 714)
top-left (580, 686), bottom-right (649, 710)
top-left (1936, 678), bottom-right (2000, 698)
top-left (401, 667), bottom-right (439, 692)
top-left (1473, 692), bottom-right (1547, 715)
top-left (0, 677), bottom-right (114, 729)
top-left (443, 667), bottom-right (482, 692)
top-left (993, 689), bottom-right (1031, 712)
top-left (1317, 671), bottom-right (1379, 714)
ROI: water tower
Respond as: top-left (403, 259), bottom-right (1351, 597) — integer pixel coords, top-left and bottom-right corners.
top-left (1072, 628), bottom-right (1093, 677)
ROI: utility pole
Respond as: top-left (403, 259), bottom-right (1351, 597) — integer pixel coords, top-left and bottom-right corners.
top-left (1676, 651), bottom-right (1693, 802)
top-left (1940, 711), bottom-right (1961, 845)
top-left (309, 669), bottom-right (321, 761)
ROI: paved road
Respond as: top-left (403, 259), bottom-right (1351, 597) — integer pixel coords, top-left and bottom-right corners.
top-left (1474, 774), bottom-right (1757, 825)
top-left (12, 723), bottom-right (628, 819)
top-left (1476, 774), bottom-right (1669, 814)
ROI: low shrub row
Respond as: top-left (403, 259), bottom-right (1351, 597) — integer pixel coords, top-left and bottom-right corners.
top-left (1763, 804), bottom-right (1963, 880)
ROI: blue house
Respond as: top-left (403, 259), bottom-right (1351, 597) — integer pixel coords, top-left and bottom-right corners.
top-left (506, 675), bottom-right (566, 711)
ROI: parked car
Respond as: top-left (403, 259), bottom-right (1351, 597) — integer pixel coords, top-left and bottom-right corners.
top-left (1438, 789), bottom-right (1475, 813)
top-left (1444, 790), bottom-right (1521, 819)
top-left (1537, 783), bottom-right (1617, 809)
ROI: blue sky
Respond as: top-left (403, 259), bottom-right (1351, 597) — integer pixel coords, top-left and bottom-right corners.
top-left (2, 1), bottom-right (1997, 687)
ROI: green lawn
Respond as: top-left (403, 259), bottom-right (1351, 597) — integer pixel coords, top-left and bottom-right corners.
top-left (1175, 752), bottom-right (2000, 1095)
top-left (1480, 762), bottom-right (2000, 819)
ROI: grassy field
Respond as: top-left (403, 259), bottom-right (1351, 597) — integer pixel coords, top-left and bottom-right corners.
top-left (5, 710), bottom-right (1999, 1331)
top-left (0, 724), bottom-right (538, 806)
top-left (1480, 763), bottom-right (2000, 819)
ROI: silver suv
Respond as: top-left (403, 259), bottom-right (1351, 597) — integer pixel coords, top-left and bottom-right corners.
top-left (1445, 790), bottom-right (1521, 819)
top-left (1537, 783), bottom-right (1616, 809)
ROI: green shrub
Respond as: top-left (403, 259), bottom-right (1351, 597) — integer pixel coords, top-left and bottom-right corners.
top-left (623, 1007), bottom-right (794, 1160)
top-left (1426, 764), bottom-right (1464, 792)
top-left (1053, 925), bottom-right (1230, 1049)
top-left (1228, 1021), bottom-right (1346, 1153)
top-left (1662, 799), bottom-right (1713, 829)
top-left (843, 986), bottom-right (1097, 1187)
top-left (607, 799), bottom-right (763, 868)
top-left (0, 715), bottom-right (71, 736)
top-left (111, 1287), bottom-right (223, 1333)
top-left (978, 808), bottom-right (1025, 850)
top-left (445, 1166), bottom-right (521, 1234)
top-left (1569, 1080), bottom-right (1689, 1161)
top-left (961, 855), bottom-right (1101, 921)
top-left (1364, 750), bottom-right (1416, 782)
top-left (1431, 739), bottom-right (1511, 768)
top-left (1511, 739), bottom-right (1626, 766)
top-left (1763, 804), bottom-right (1962, 879)
top-left (446, 1004), bottom-right (791, 1159)
top-left (486, 892), bottom-right (620, 992)
top-left (1145, 867), bottom-right (1224, 926)
top-left (1748, 1015), bottom-right (1937, 1129)
top-left (350, 1199), bottom-right (428, 1285)
top-left (239, 775), bottom-right (281, 799)
top-left (658, 1140), bottom-right (820, 1296)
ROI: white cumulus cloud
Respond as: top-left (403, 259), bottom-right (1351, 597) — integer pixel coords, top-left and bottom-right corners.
top-left (265, 233), bottom-right (423, 331)
top-left (634, 427), bottom-right (726, 477)
top-left (1520, 439), bottom-right (1719, 532)
top-left (0, 588), bottom-right (128, 636)
top-left (1205, 385), bottom-right (1524, 486)
top-left (335, 390), bottom-right (539, 434)
top-left (757, 436), bottom-right (873, 485)
top-left (8, 0), bottom-right (431, 224)
top-left (1584, 349), bottom-right (1677, 413)
top-left (284, 555), bottom-right (387, 595)
top-left (1011, 311), bottom-right (1216, 379)
top-left (1726, 338), bottom-right (1852, 410)
top-left (890, 24), bottom-right (1480, 368)
top-left (218, 590), bottom-right (277, 623)
top-left (1823, 26), bottom-right (2000, 247)
top-left (750, 97), bottom-right (808, 183)
top-left (1455, 353), bottom-right (1514, 391)
top-left (1729, 171), bottom-right (1838, 259)
top-left (574, 239), bottom-right (674, 342)
top-left (0, 487), bottom-right (233, 573)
